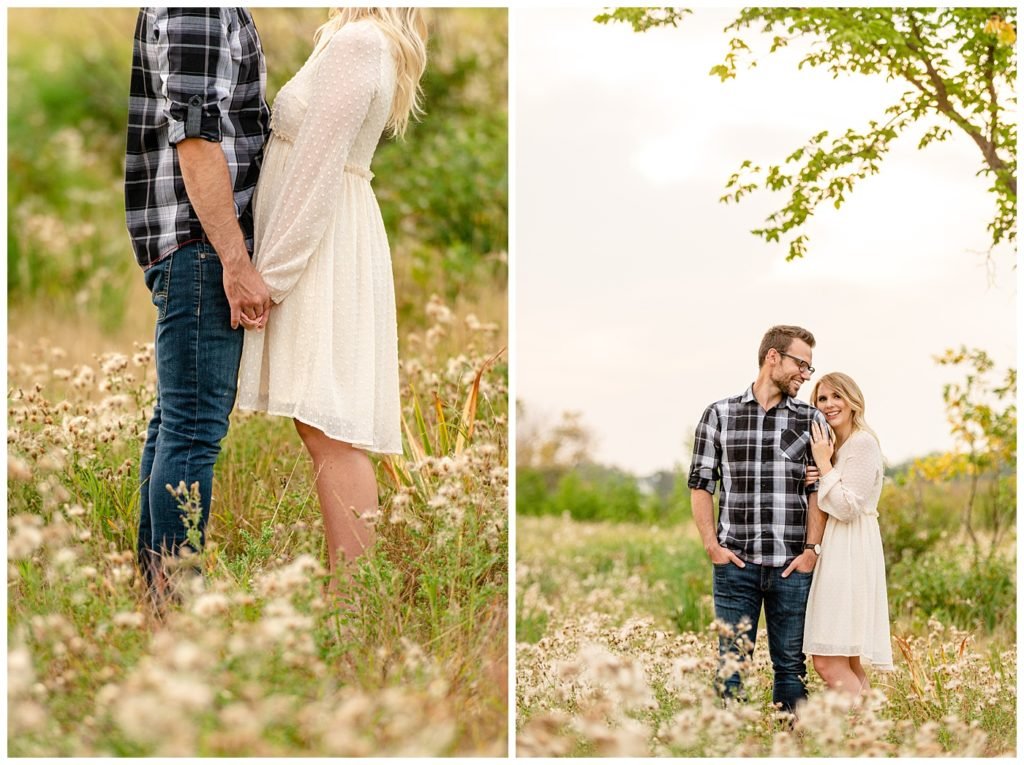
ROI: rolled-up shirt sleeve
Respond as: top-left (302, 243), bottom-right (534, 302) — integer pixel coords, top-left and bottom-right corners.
top-left (155, 8), bottom-right (233, 144)
top-left (688, 404), bottom-right (722, 494)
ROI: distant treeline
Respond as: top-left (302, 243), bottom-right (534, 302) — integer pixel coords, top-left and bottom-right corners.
top-left (517, 463), bottom-right (691, 524)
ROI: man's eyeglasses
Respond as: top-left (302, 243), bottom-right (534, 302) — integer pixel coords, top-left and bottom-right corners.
top-left (777, 350), bottom-right (814, 375)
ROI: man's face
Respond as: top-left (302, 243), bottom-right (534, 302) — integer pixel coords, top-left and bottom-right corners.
top-left (769, 339), bottom-right (813, 397)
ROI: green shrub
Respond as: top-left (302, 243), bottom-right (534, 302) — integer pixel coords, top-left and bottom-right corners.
top-left (878, 479), bottom-right (957, 568)
top-left (8, 8), bottom-right (507, 331)
top-left (516, 465), bottom-right (689, 524)
top-left (888, 547), bottom-right (1015, 635)
top-left (514, 467), bottom-right (552, 517)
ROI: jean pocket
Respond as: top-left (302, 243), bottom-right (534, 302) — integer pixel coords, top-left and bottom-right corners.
top-left (144, 255), bottom-right (173, 323)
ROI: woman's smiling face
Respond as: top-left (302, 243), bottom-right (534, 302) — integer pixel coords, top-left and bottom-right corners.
top-left (815, 382), bottom-right (851, 432)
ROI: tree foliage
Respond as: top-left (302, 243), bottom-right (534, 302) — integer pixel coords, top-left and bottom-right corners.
top-left (593, 7), bottom-right (690, 32)
top-left (599, 7), bottom-right (1017, 260)
top-left (913, 347), bottom-right (1016, 560)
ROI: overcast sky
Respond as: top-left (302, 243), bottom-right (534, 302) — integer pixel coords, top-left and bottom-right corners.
top-left (515, 8), bottom-right (1017, 475)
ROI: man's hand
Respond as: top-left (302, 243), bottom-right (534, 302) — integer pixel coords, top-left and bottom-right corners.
top-left (223, 259), bottom-right (271, 330)
top-left (707, 543), bottom-right (745, 568)
top-left (781, 549), bottom-right (817, 578)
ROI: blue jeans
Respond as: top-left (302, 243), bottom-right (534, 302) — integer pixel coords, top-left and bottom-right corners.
top-left (712, 559), bottom-right (812, 714)
top-left (137, 242), bottom-right (243, 586)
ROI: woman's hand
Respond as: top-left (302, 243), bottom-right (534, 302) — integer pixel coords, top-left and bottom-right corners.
top-left (239, 302), bottom-right (272, 331)
top-left (810, 421), bottom-right (834, 472)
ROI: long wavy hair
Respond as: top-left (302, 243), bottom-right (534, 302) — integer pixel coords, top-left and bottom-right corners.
top-left (811, 372), bottom-right (880, 451)
top-left (313, 8), bottom-right (428, 139)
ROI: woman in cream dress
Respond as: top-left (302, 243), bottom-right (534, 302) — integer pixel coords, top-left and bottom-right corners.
top-left (804, 372), bottom-right (894, 695)
top-left (237, 8), bottom-right (427, 581)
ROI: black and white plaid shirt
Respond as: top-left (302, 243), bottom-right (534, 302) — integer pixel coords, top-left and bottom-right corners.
top-left (688, 385), bottom-right (828, 566)
top-left (125, 8), bottom-right (271, 268)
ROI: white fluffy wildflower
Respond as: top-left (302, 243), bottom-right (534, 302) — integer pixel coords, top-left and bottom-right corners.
top-left (8, 643), bottom-right (36, 697)
top-left (192, 591), bottom-right (231, 619)
top-left (71, 365), bottom-right (95, 389)
top-left (424, 294), bottom-right (454, 325)
top-left (99, 353), bottom-right (130, 375)
top-left (8, 456), bottom-right (33, 482)
top-left (65, 503), bottom-right (87, 518)
top-left (112, 611), bottom-right (146, 629)
top-left (255, 554), bottom-right (323, 598)
top-left (8, 514), bottom-right (45, 560)
top-left (53, 547), bottom-right (77, 570)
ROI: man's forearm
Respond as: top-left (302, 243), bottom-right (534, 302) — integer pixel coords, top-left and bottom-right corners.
top-left (806, 493), bottom-right (825, 544)
top-left (176, 137), bottom-right (249, 267)
top-left (691, 489), bottom-right (720, 551)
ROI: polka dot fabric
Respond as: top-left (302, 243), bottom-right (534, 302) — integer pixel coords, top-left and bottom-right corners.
top-left (237, 20), bottom-right (401, 453)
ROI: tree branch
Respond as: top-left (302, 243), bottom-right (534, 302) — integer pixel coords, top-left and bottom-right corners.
top-left (984, 42), bottom-right (1000, 165)
top-left (905, 11), bottom-right (1016, 193)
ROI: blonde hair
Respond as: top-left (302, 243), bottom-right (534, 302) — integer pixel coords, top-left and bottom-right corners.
top-left (811, 372), bottom-right (880, 450)
top-left (313, 8), bottom-right (428, 139)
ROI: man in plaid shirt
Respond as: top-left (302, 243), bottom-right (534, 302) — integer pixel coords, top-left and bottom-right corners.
top-left (688, 325), bottom-right (828, 714)
top-left (125, 8), bottom-right (271, 600)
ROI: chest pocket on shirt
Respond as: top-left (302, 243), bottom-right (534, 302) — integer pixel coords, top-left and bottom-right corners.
top-left (779, 428), bottom-right (810, 462)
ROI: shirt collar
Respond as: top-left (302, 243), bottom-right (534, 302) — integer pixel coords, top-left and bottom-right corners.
top-left (741, 383), bottom-right (799, 411)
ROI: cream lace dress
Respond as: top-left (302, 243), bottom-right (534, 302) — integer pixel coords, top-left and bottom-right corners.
top-left (237, 20), bottom-right (401, 454)
top-left (803, 430), bottom-right (894, 669)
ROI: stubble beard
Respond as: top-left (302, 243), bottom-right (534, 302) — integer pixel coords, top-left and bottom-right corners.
top-left (771, 368), bottom-right (798, 398)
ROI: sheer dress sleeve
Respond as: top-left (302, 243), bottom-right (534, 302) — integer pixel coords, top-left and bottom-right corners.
top-left (257, 22), bottom-right (383, 303)
top-left (817, 432), bottom-right (882, 523)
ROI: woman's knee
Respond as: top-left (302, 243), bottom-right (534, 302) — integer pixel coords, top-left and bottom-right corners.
top-left (812, 655), bottom-right (843, 680)
top-left (293, 419), bottom-right (357, 458)
top-left (294, 419), bottom-right (329, 455)
top-left (294, 418), bottom-right (317, 439)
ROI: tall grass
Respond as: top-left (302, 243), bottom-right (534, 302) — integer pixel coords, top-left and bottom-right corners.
top-left (516, 515), bottom-right (1015, 756)
top-left (8, 296), bottom-right (508, 756)
top-left (8, 7), bottom-right (509, 756)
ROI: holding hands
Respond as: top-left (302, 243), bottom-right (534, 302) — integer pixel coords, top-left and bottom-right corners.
top-left (810, 421), bottom-right (834, 473)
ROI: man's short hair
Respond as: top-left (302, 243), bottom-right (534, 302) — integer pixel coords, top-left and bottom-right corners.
top-left (758, 325), bottom-right (816, 367)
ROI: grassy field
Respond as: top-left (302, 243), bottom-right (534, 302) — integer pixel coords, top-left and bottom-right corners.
top-left (8, 297), bottom-right (508, 756)
top-left (516, 515), bottom-right (1015, 757)
top-left (8, 8), bottom-right (508, 755)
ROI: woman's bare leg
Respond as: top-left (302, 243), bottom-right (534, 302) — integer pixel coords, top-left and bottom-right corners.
top-left (294, 420), bottom-right (377, 581)
top-left (849, 656), bottom-right (869, 694)
top-left (811, 655), bottom-right (862, 696)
